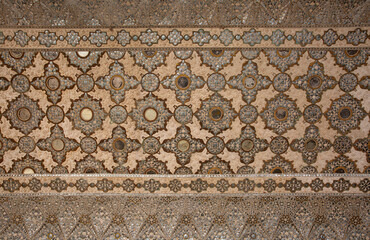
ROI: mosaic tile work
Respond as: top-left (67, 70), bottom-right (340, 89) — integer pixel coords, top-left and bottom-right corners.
top-left (0, 195), bottom-right (368, 239)
top-left (0, 47), bottom-right (368, 175)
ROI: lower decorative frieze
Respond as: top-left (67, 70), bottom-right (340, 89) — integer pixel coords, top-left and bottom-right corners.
top-left (0, 174), bottom-right (368, 194)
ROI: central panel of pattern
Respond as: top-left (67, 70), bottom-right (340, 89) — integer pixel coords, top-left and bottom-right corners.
top-left (0, 47), bottom-right (368, 175)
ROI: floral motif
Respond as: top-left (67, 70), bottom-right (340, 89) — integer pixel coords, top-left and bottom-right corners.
top-left (88, 30), bottom-right (107, 46)
top-left (198, 50), bottom-right (236, 71)
top-left (290, 125), bottom-right (331, 165)
top-left (284, 178), bottom-right (303, 193)
top-left (323, 155), bottom-right (359, 173)
top-left (14, 30), bottom-right (30, 47)
top-left (197, 156), bottom-right (233, 174)
top-left (0, 51), bottom-right (35, 73)
top-left (228, 60), bottom-right (272, 104)
top-left (36, 125), bottom-right (79, 164)
top-left (31, 62), bottom-right (75, 104)
top-left (139, 29), bottom-right (159, 46)
top-left (237, 178), bottom-right (255, 193)
top-left (129, 50), bottom-right (169, 72)
top-left (294, 29), bottom-right (314, 47)
top-left (116, 30), bottom-right (131, 46)
top-left (66, 94), bottom-right (108, 135)
top-left (168, 29), bottom-right (183, 46)
top-left (64, 51), bottom-right (102, 73)
top-left (0, 131), bottom-right (16, 162)
top-left (270, 29), bottom-right (285, 46)
top-left (162, 61), bottom-right (205, 102)
top-left (293, 61), bottom-right (337, 103)
top-left (331, 49), bottom-right (368, 72)
top-left (38, 30), bottom-right (57, 47)
top-left (133, 156), bottom-right (170, 174)
top-left (144, 179), bottom-right (161, 193)
top-left (50, 178), bottom-right (67, 192)
top-left (98, 126), bottom-right (140, 164)
top-left (260, 93), bottom-right (302, 135)
top-left (65, 30), bottom-right (80, 47)
top-left (353, 136), bottom-right (369, 162)
top-left (162, 126), bottom-right (205, 165)
top-left (96, 178), bottom-right (114, 192)
top-left (2, 178), bottom-right (20, 192)
top-left (325, 94), bottom-right (366, 134)
top-left (96, 62), bottom-right (139, 104)
top-left (332, 178), bottom-right (350, 193)
top-left (226, 125), bottom-right (268, 164)
top-left (195, 93), bottom-right (237, 135)
top-left (219, 29), bottom-right (233, 46)
top-left (3, 94), bottom-right (45, 135)
top-left (242, 29), bottom-right (262, 46)
top-left (192, 29), bottom-right (211, 46)
top-left (190, 178), bottom-right (208, 193)
top-left (259, 155), bottom-right (296, 174)
top-left (9, 154), bottom-right (47, 174)
top-left (322, 29), bottom-right (338, 46)
top-left (129, 94), bottom-right (172, 135)
top-left (346, 28), bottom-right (367, 45)
top-left (73, 155), bottom-right (107, 174)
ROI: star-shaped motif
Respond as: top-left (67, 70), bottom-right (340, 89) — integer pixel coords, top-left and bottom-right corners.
top-left (325, 94), bottom-right (366, 134)
top-left (195, 93), bottom-right (237, 135)
top-left (264, 49), bottom-right (303, 72)
top-left (96, 62), bottom-right (139, 104)
top-left (162, 61), bottom-right (205, 103)
top-left (259, 155), bottom-right (297, 174)
top-left (37, 125), bottom-right (79, 164)
top-left (129, 94), bottom-right (172, 135)
top-left (133, 155), bottom-right (170, 174)
top-left (291, 125), bottom-right (332, 164)
top-left (64, 51), bottom-right (102, 73)
top-left (228, 60), bottom-right (272, 104)
top-left (226, 125), bottom-right (268, 164)
top-left (162, 126), bottom-right (205, 165)
top-left (0, 131), bottom-right (17, 162)
top-left (66, 94), bottom-right (108, 136)
top-left (293, 61), bottom-right (336, 103)
top-left (260, 93), bottom-right (302, 135)
top-left (3, 94), bottom-right (45, 135)
top-left (99, 126), bottom-right (140, 164)
top-left (31, 62), bottom-right (75, 104)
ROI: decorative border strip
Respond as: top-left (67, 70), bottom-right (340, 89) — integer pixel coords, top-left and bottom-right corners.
top-left (0, 27), bottom-right (368, 49)
top-left (0, 175), bottom-right (368, 194)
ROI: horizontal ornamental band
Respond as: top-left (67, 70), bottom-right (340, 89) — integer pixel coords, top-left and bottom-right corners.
top-left (0, 27), bottom-right (368, 49)
top-left (0, 174), bottom-right (368, 194)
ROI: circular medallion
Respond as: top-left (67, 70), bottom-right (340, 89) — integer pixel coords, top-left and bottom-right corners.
top-left (305, 139), bottom-right (318, 152)
top-left (206, 136), bottom-right (224, 155)
top-left (210, 49), bottom-right (224, 57)
top-left (273, 73), bottom-right (291, 92)
top-left (175, 75), bottom-right (191, 90)
top-left (46, 76), bottom-right (60, 91)
top-left (113, 138), bottom-right (126, 152)
top-left (80, 137), bottom-right (97, 154)
top-left (242, 75), bottom-right (257, 89)
top-left (142, 137), bottom-right (160, 154)
top-left (338, 107), bottom-right (352, 120)
top-left (18, 136), bottom-right (35, 153)
top-left (77, 74), bottom-right (94, 92)
top-left (270, 136), bottom-right (289, 154)
top-left (41, 51), bottom-right (59, 61)
top-left (239, 105), bottom-right (258, 124)
top-left (107, 51), bottom-right (125, 60)
top-left (277, 50), bottom-right (291, 58)
top-left (46, 105), bottom-right (64, 124)
top-left (174, 105), bottom-right (193, 124)
top-left (23, 167), bottom-right (35, 174)
top-left (52, 138), bottom-right (65, 151)
top-left (303, 104), bottom-right (322, 123)
top-left (345, 50), bottom-right (359, 58)
top-left (209, 107), bottom-right (223, 121)
top-left (80, 107), bottom-right (94, 122)
top-left (207, 167), bottom-right (222, 174)
top-left (143, 50), bottom-right (156, 58)
top-left (177, 139), bottom-right (190, 152)
top-left (9, 51), bottom-right (24, 59)
top-left (110, 75), bottom-right (125, 90)
top-left (174, 50), bottom-right (193, 60)
top-left (77, 51), bottom-right (90, 58)
top-left (271, 167), bottom-right (283, 174)
top-left (109, 105), bottom-right (127, 124)
top-left (207, 73), bottom-right (226, 92)
top-left (144, 108), bottom-right (158, 122)
top-left (141, 73), bottom-right (160, 92)
top-left (308, 75), bottom-right (322, 89)
top-left (339, 73), bottom-right (357, 92)
top-left (274, 107), bottom-right (288, 121)
top-left (241, 139), bottom-right (254, 152)
top-left (11, 74), bottom-right (30, 93)
top-left (333, 136), bottom-right (352, 154)
top-left (334, 167), bottom-right (347, 173)
top-left (17, 107), bottom-right (31, 122)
